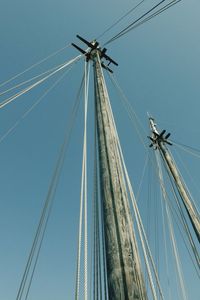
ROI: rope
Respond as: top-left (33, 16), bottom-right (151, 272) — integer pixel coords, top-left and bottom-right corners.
top-left (0, 65), bottom-right (75, 145)
top-left (108, 73), bottom-right (147, 150)
top-left (108, 73), bottom-right (168, 296)
top-left (158, 153), bottom-right (172, 300)
top-left (136, 152), bottom-right (149, 202)
top-left (173, 141), bottom-right (200, 159)
top-left (160, 153), bottom-right (200, 268)
top-left (150, 146), bottom-right (200, 279)
top-left (93, 122), bottom-right (105, 300)
top-left (16, 71), bottom-right (84, 300)
top-left (94, 111), bottom-right (109, 300)
top-left (121, 156), bottom-right (162, 300)
top-left (0, 55), bottom-right (82, 110)
top-left (172, 148), bottom-right (200, 214)
top-left (92, 129), bottom-right (98, 300)
top-left (154, 151), bottom-right (188, 300)
top-left (103, 81), bottom-right (164, 299)
top-left (100, 198), bottom-right (108, 300)
top-left (100, 59), bottom-right (146, 298)
top-left (0, 61), bottom-right (70, 97)
top-left (0, 44), bottom-right (70, 89)
top-left (161, 146), bottom-right (200, 242)
top-left (99, 59), bottom-right (160, 299)
top-left (84, 61), bottom-right (90, 300)
top-left (75, 88), bottom-right (86, 300)
top-left (75, 61), bottom-right (90, 300)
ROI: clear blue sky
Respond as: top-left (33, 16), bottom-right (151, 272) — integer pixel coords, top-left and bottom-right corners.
top-left (0, 0), bottom-right (200, 299)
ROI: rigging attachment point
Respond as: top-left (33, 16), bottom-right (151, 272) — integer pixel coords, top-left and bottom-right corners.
top-left (148, 117), bottom-right (172, 148)
top-left (71, 34), bottom-right (118, 73)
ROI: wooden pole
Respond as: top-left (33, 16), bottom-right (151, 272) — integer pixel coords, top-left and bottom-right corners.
top-left (149, 117), bottom-right (200, 243)
top-left (93, 50), bottom-right (147, 299)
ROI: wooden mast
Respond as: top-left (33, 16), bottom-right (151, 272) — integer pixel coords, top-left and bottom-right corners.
top-left (72, 36), bottom-right (147, 299)
top-left (149, 117), bottom-right (200, 243)
top-left (93, 50), bottom-right (146, 299)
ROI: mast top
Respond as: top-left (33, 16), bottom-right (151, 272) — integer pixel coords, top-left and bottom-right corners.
top-left (71, 34), bottom-right (118, 73)
top-left (148, 116), bottom-right (172, 148)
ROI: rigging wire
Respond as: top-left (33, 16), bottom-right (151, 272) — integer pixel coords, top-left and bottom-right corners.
top-left (16, 70), bottom-right (84, 300)
top-left (162, 156), bottom-right (200, 269)
top-left (151, 147), bottom-right (199, 297)
top-left (4, 2), bottom-right (194, 298)
top-left (95, 55), bottom-right (149, 299)
top-left (149, 146), bottom-right (200, 275)
top-left (94, 73), bottom-right (109, 300)
top-left (108, 73), bottom-right (147, 150)
top-left (106, 66), bottom-right (170, 299)
top-left (154, 150), bottom-right (188, 300)
top-left (0, 55), bottom-right (82, 110)
top-left (97, 180), bottom-right (103, 300)
top-left (75, 61), bottom-right (90, 300)
top-left (127, 0), bottom-right (182, 35)
top-left (94, 106), bottom-right (109, 300)
top-left (104, 0), bottom-right (182, 45)
top-left (113, 133), bottom-right (165, 299)
top-left (100, 185), bottom-right (109, 300)
top-left (1, 0), bottom-right (195, 299)
top-left (148, 131), bottom-right (200, 292)
top-left (84, 61), bottom-right (90, 300)
top-left (96, 0), bottom-right (146, 40)
top-left (160, 147), bottom-right (200, 247)
top-left (0, 65), bottom-right (75, 145)
top-left (172, 140), bottom-right (200, 159)
top-left (146, 153), bottom-right (152, 294)
top-left (92, 128), bottom-right (98, 300)
top-left (154, 175), bottom-right (160, 295)
top-left (136, 152), bottom-right (149, 202)
top-left (169, 204), bottom-right (200, 277)
top-left (0, 61), bottom-right (70, 97)
top-left (118, 135), bottom-right (161, 300)
top-left (0, 44), bottom-right (70, 89)
top-left (157, 152), bottom-right (172, 300)
top-left (172, 148), bottom-right (200, 213)
top-left (93, 118), bottom-right (106, 300)
top-left (162, 147), bottom-right (200, 242)
top-left (107, 67), bottom-right (198, 296)
top-left (103, 67), bottom-right (163, 299)
top-left (148, 119), bottom-right (200, 245)
top-left (155, 151), bottom-right (199, 299)
top-left (105, 0), bottom-right (167, 45)
top-left (89, 153), bottom-right (94, 300)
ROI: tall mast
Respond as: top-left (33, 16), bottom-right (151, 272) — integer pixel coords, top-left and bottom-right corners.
top-left (149, 117), bottom-right (200, 243)
top-left (72, 36), bottom-right (147, 299)
top-left (93, 52), bottom-right (146, 300)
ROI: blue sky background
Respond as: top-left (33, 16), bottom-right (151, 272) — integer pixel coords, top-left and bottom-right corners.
top-left (0, 0), bottom-right (200, 299)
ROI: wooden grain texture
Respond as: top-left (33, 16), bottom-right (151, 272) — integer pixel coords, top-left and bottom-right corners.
top-left (93, 51), bottom-right (147, 299)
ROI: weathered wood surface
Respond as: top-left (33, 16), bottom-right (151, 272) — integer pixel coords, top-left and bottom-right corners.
top-left (94, 51), bottom-right (147, 300)
top-left (159, 142), bottom-right (200, 243)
